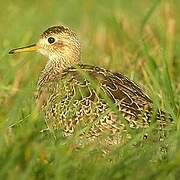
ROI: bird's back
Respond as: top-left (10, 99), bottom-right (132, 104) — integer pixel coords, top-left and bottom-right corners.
top-left (37, 64), bottom-right (172, 145)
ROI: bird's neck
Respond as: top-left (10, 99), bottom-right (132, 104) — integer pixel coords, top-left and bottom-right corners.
top-left (37, 56), bottom-right (78, 90)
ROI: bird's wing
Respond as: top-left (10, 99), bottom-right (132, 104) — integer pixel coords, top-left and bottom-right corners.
top-left (61, 64), bottom-right (152, 102)
top-left (59, 64), bottom-right (153, 116)
top-left (38, 64), bottom-right (172, 135)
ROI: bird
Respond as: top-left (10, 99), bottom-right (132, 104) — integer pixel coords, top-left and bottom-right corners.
top-left (9, 25), bottom-right (172, 146)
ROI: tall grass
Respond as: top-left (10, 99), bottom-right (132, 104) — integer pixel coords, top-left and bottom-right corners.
top-left (0, 0), bottom-right (179, 179)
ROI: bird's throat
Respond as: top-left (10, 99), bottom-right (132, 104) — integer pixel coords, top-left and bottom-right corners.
top-left (37, 57), bottom-right (70, 90)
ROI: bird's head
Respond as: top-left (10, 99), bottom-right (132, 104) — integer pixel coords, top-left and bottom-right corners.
top-left (9, 25), bottom-right (81, 67)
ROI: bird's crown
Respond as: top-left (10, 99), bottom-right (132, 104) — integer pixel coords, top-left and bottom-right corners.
top-left (9, 25), bottom-right (81, 66)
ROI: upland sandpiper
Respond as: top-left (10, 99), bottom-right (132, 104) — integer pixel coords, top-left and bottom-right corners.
top-left (9, 25), bottom-right (172, 145)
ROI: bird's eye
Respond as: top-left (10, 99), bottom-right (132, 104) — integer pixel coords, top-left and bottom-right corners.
top-left (48, 37), bottom-right (55, 44)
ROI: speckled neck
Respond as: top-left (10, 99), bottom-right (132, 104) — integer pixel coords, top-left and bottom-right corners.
top-left (37, 57), bottom-right (70, 90)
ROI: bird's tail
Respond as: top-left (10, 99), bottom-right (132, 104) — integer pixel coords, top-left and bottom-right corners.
top-left (156, 110), bottom-right (173, 129)
top-left (153, 110), bottom-right (174, 141)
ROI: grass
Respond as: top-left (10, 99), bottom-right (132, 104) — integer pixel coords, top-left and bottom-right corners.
top-left (0, 0), bottom-right (180, 179)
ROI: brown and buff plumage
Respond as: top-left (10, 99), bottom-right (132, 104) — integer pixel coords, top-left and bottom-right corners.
top-left (9, 25), bottom-right (172, 146)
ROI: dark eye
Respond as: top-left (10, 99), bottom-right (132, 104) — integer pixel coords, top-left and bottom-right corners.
top-left (48, 37), bottom-right (55, 44)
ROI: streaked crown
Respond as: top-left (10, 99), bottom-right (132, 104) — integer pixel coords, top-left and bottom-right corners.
top-left (9, 25), bottom-right (81, 66)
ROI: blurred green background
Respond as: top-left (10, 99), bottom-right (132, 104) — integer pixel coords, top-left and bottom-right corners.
top-left (0, 0), bottom-right (179, 179)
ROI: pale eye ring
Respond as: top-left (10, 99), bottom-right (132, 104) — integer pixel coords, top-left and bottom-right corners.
top-left (48, 37), bottom-right (55, 44)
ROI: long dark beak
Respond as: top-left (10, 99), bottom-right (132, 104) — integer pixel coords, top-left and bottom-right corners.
top-left (9, 44), bottom-right (38, 54)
